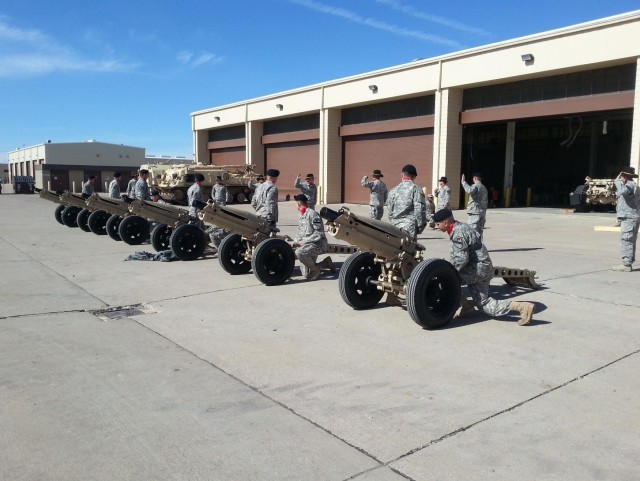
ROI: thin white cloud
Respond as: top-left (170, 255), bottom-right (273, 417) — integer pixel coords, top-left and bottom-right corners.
top-left (0, 18), bottom-right (137, 78)
top-left (374, 0), bottom-right (490, 36)
top-left (289, 0), bottom-right (464, 49)
top-left (176, 50), bottom-right (222, 68)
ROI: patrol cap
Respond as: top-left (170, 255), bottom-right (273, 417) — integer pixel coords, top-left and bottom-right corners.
top-left (472, 172), bottom-right (483, 178)
top-left (131, 171), bottom-right (139, 177)
top-left (402, 164), bottom-right (418, 176)
top-left (439, 176), bottom-right (448, 183)
top-left (215, 175), bottom-right (223, 181)
top-left (427, 193), bottom-right (434, 199)
top-left (293, 193), bottom-right (308, 203)
top-left (194, 173), bottom-right (205, 182)
top-left (256, 175), bottom-right (265, 181)
top-left (266, 169), bottom-right (280, 177)
top-left (150, 189), bottom-right (160, 196)
top-left (305, 173), bottom-right (314, 179)
top-left (372, 169), bottom-right (384, 177)
top-left (433, 208), bottom-right (454, 223)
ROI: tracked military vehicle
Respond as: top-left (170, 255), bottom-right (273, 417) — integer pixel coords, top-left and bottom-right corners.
top-left (569, 176), bottom-right (617, 212)
top-left (155, 163), bottom-right (256, 205)
top-left (139, 163), bottom-right (173, 188)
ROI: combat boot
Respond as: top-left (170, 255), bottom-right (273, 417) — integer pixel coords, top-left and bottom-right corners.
top-left (612, 264), bottom-right (632, 272)
top-left (319, 256), bottom-right (336, 273)
top-left (509, 301), bottom-right (535, 326)
top-left (305, 264), bottom-right (321, 281)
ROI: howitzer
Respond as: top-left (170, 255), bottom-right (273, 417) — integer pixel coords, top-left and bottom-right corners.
top-left (38, 189), bottom-right (69, 226)
top-left (320, 206), bottom-right (460, 329)
top-left (85, 194), bottom-right (146, 241)
top-left (128, 200), bottom-right (206, 260)
top-left (52, 192), bottom-right (94, 230)
top-left (321, 207), bottom-right (540, 329)
top-left (197, 202), bottom-right (356, 285)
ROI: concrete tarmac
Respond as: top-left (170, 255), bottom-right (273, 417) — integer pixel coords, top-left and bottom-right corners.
top-left (1, 193), bottom-right (638, 481)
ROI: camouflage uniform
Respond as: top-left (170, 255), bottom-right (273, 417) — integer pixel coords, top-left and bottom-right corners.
top-left (212, 183), bottom-right (228, 206)
top-left (449, 221), bottom-right (511, 316)
top-left (615, 178), bottom-right (640, 268)
top-left (253, 180), bottom-right (279, 230)
top-left (294, 208), bottom-right (328, 276)
top-left (361, 176), bottom-right (388, 220)
top-left (434, 184), bottom-right (451, 211)
top-left (425, 198), bottom-right (435, 227)
top-left (387, 180), bottom-right (426, 240)
top-left (108, 179), bottom-right (121, 199)
top-left (187, 182), bottom-right (202, 216)
top-left (294, 177), bottom-right (317, 211)
top-left (134, 178), bottom-right (151, 201)
top-left (81, 181), bottom-right (94, 197)
top-left (126, 178), bottom-right (137, 199)
top-left (461, 179), bottom-right (489, 238)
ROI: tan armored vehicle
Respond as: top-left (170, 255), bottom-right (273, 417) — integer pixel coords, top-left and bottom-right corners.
top-left (570, 176), bottom-right (617, 212)
top-left (155, 163), bottom-right (256, 204)
top-left (139, 163), bottom-right (173, 187)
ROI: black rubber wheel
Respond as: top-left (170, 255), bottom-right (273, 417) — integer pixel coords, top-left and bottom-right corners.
top-left (251, 238), bottom-right (295, 285)
top-left (76, 209), bottom-right (91, 232)
top-left (406, 258), bottom-right (461, 329)
top-left (118, 215), bottom-right (149, 245)
top-left (87, 210), bottom-right (111, 235)
top-left (338, 251), bottom-right (384, 309)
top-left (106, 215), bottom-right (123, 241)
top-left (61, 205), bottom-right (82, 228)
top-left (218, 233), bottom-right (252, 274)
top-left (151, 224), bottom-right (174, 252)
top-left (169, 224), bottom-right (206, 261)
top-left (54, 204), bottom-right (65, 225)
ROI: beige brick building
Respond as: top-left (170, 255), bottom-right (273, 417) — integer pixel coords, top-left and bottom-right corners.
top-left (192, 11), bottom-right (640, 208)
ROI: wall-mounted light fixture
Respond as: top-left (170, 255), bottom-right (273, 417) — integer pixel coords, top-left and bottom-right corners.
top-left (214, 116), bottom-right (220, 122)
top-left (369, 85), bottom-right (378, 94)
top-left (521, 53), bottom-right (534, 64)
top-left (276, 104), bottom-right (283, 111)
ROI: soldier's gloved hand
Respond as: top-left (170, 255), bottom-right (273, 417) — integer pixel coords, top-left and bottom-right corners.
top-left (417, 224), bottom-right (426, 234)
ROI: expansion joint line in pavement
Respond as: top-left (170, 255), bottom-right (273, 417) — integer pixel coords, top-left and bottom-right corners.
top-left (543, 288), bottom-right (640, 309)
top-left (387, 348), bottom-right (640, 465)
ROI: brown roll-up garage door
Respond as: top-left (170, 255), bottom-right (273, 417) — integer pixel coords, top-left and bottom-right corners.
top-left (343, 129), bottom-right (433, 204)
top-left (210, 147), bottom-right (245, 166)
top-left (265, 140), bottom-right (319, 201)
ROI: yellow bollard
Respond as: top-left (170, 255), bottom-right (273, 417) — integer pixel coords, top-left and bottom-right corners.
top-left (526, 187), bottom-right (532, 207)
top-left (464, 191), bottom-right (469, 208)
top-left (72, 181), bottom-right (77, 193)
top-left (47, 180), bottom-right (51, 191)
top-left (504, 187), bottom-right (511, 208)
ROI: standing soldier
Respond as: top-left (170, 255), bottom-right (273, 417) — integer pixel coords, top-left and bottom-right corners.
top-left (126, 171), bottom-right (139, 200)
top-left (135, 169), bottom-right (151, 201)
top-left (292, 194), bottom-right (335, 281)
top-left (461, 172), bottom-right (489, 238)
top-left (253, 169), bottom-right (280, 231)
top-left (612, 167), bottom-right (639, 272)
top-left (361, 169), bottom-right (388, 220)
top-left (434, 176), bottom-right (451, 211)
top-left (433, 208), bottom-right (535, 326)
top-left (212, 175), bottom-right (228, 206)
top-left (294, 173), bottom-right (317, 211)
top-left (81, 175), bottom-right (96, 198)
top-left (187, 173), bottom-right (205, 216)
top-left (150, 189), bottom-right (167, 204)
top-left (425, 193), bottom-right (436, 228)
top-left (248, 174), bottom-right (265, 191)
top-left (387, 164), bottom-right (426, 240)
top-left (109, 172), bottom-right (122, 199)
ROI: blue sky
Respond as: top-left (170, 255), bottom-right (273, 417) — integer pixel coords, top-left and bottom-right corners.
top-left (1, 0), bottom-right (639, 159)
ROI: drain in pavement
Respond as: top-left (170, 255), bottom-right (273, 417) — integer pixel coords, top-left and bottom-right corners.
top-left (91, 304), bottom-right (156, 321)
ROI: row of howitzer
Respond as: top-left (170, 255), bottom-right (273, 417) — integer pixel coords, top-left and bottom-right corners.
top-left (39, 189), bottom-right (539, 330)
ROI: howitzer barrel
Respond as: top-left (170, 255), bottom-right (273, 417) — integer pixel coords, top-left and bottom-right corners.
top-left (128, 200), bottom-right (191, 226)
top-left (320, 207), bottom-right (419, 259)
top-left (198, 203), bottom-right (269, 240)
top-left (60, 192), bottom-right (90, 209)
top-left (39, 189), bottom-right (65, 205)
top-left (85, 194), bottom-right (130, 216)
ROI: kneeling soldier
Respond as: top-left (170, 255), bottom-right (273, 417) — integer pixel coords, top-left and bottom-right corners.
top-left (291, 194), bottom-right (335, 281)
top-left (433, 208), bottom-right (535, 326)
